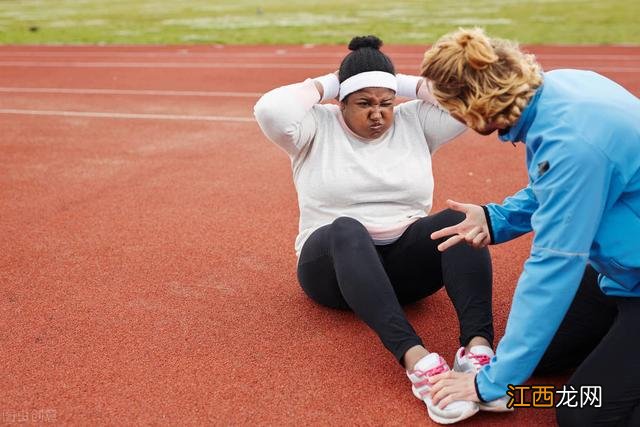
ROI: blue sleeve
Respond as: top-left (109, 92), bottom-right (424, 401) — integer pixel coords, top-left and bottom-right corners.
top-left (476, 140), bottom-right (613, 401)
top-left (485, 186), bottom-right (538, 244)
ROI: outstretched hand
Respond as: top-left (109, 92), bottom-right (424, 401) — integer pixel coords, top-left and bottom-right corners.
top-left (431, 200), bottom-right (491, 251)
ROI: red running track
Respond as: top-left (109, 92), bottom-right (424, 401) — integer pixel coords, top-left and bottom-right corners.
top-left (1, 44), bottom-right (639, 426)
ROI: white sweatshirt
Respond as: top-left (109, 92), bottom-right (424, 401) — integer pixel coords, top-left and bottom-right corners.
top-left (254, 74), bottom-right (466, 257)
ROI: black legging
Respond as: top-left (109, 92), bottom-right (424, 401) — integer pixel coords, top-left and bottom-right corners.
top-left (296, 209), bottom-right (494, 365)
top-left (535, 265), bottom-right (640, 427)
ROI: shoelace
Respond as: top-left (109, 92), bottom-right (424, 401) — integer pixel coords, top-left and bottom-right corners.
top-left (414, 360), bottom-right (449, 379)
top-left (410, 359), bottom-right (450, 393)
top-left (469, 353), bottom-right (491, 370)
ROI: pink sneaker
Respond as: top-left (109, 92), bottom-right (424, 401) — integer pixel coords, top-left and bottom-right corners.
top-left (453, 346), bottom-right (513, 412)
top-left (407, 353), bottom-right (479, 424)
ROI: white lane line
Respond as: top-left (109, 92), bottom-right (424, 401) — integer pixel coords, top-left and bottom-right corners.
top-left (1, 61), bottom-right (639, 73)
top-left (2, 51), bottom-right (346, 59)
top-left (0, 87), bottom-right (262, 97)
top-left (0, 61), bottom-right (335, 69)
top-left (3, 51), bottom-right (639, 61)
top-left (0, 109), bottom-right (255, 122)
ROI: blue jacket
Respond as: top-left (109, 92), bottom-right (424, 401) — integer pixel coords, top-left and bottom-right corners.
top-left (476, 69), bottom-right (640, 401)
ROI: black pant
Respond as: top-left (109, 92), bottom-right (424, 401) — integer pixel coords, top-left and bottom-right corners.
top-left (296, 210), bottom-right (494, 365)
top-left (535, 265), bottom-right (640, 426)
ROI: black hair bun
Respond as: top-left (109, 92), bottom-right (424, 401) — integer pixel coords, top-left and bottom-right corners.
top-left (348, 35), bottom-right (383, 51)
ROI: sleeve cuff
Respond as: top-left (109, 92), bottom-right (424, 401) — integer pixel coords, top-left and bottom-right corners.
top-left (396, 74), bottom-right (421, 99)
top-left (474, 375), bottom-right (488, 403)
top-left (313, 73), bottom-right (340, 102)
top-left (481, 205), bottom-right (495, 244)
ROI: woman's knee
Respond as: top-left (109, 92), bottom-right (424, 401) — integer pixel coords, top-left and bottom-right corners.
top-left (329, 217), bottom-right (371, 248)
top-left (331, 216), bottom-right (367, 232)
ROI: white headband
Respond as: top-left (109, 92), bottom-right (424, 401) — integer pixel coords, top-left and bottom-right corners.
top-left (339, 71), bottom-right (397, 101)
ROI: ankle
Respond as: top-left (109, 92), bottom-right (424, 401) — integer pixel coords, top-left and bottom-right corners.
top-left (403, 345), bottom-right (430, 371)
top-left (465, 336), bottom-right (492, 352)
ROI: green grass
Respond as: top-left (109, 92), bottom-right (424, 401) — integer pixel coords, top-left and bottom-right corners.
top-left (1, 0), bottom-right (638, 45)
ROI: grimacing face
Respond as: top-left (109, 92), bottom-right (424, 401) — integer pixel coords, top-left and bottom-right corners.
top-left (340, 87), bottom-right (395, 139)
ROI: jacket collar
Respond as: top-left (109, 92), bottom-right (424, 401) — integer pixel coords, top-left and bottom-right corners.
top-left (498, 80), bottom-right (544, 143)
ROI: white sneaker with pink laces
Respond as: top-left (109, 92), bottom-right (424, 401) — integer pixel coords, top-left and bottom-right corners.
top-left (453, 346), bottom-right (513, 412)
top-left (407, 353), bottom-right (479, 424)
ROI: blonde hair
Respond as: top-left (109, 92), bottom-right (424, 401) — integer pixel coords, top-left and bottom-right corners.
top-left (420, 28), bottom-right (542, 131)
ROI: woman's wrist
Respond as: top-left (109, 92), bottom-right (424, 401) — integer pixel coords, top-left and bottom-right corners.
top-left (481, 205), bottom-right (495, 244)
top-left (396, 74), bottom-right (422, 99)
top-left (313, 73), bottom-right (340, 102)
top-left (474, 374), bottom-right (488, 403)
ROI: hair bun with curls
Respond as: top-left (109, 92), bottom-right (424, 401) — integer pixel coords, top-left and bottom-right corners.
top-left (455, 28), bottom-right (498, 70)
top-left (348, 35), bottom-right (383, 51)
top-left (339, 34), bottom-right (394, 83)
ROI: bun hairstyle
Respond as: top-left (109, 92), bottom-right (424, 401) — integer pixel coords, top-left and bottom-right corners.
top-left (348, 35), bottom-right (383, 51)
top-left (339, 35), bottom-right (395, 83)
top-left (420, 28), bottom-right (542, 131)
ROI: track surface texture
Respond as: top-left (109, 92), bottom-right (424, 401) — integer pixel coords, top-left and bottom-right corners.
top-left (1, 44), bottom-right (639, 425)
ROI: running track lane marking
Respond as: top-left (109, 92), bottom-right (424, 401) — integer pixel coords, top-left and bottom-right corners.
top-left (0, 109), bottom-right (255, 122)
top-left (0, 61), bottom-right (332, 69)
top-left (0, 87), bottom-right (262, 97)
top-left (1, 61), bottom-right (639, 72)
top-left (3, 51), bottom-right (640, 61)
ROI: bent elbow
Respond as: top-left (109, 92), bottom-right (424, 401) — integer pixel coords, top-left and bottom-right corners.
top-left (253, 94), bottom-right (273, 127)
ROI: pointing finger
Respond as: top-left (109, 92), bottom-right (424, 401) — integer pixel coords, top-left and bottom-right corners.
top-left (437, 235), bottom-right (464, 252)
top-left (431, 225), bottom-right (461, 240)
